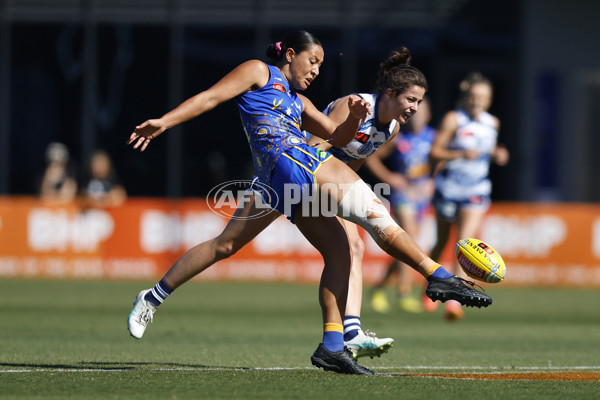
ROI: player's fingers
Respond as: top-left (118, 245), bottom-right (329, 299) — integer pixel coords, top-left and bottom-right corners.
top-left (140, 137), bottom-right (151, 152)
top-left (132, 136), bottom-right (145, 149)
top-left (127, 132), bottom-right (138, 145)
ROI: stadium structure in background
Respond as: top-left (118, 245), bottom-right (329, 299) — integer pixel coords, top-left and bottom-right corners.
top-left (1, 0), bottom-right (599, 202)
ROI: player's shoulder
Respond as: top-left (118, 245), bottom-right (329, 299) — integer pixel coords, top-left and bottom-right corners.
top-left (441, 110), bottom-right (460, 127)
top-left (240, 59), bottom-right (269, 69)
top-left (236, 59), bottom-right (271, 78)
top-left (480, 111), bottom-right (499, 129)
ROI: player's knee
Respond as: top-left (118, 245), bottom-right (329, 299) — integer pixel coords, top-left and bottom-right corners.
top-left (348, 235), bottom-right (365, 260)
top-left (320, 241), bottom-right (351, 267)
top-left (337, 179), bottom-right (397, 236)
top-left (213, 237), bottom-right (239, 260)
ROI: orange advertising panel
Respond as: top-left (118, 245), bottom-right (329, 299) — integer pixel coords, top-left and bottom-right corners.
top-left (1, 196), bottom-right (599, 287)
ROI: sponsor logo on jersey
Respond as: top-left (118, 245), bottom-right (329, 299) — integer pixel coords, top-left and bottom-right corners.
top-left (458, 127), bottom-right (474, 137)
top-left (354, 131), bottom-right (371, 144)
top-left (273, 83), bottom-right (286, 93)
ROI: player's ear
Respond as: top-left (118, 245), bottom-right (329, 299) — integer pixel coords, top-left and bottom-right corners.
top-left (285, 48), bottom-right (296, 63)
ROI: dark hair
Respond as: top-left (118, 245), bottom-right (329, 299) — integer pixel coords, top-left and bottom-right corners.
top-left (375, 46), bottom-right (428, 96)
top-left (458, 71), bottom-right (492, 94)
top-left (265, 30), bottom-right (322, 64)
top-left (457, 71), bottom-right (493, 108)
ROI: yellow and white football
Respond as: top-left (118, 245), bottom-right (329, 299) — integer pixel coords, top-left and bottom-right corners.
top-left (455, 238), bottom-right (506, 283)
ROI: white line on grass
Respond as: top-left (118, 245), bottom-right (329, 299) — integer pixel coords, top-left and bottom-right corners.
top-left (1, 365), bottom-right (600, 373)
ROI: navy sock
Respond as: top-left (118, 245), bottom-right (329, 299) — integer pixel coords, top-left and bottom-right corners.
top-left (144, 278), bottom-right (173, 307)
top-left (323, 331), bottom-right (344, 352)
top-left (343, 316), bottom-right (361, 341)
top-left (323, 323), bottom-right (344, 352)
top-left (430, 266), bottom-right (453, 280)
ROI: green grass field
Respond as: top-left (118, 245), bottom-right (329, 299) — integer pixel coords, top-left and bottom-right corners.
top-left (1, 279), bottom-right (599, 399)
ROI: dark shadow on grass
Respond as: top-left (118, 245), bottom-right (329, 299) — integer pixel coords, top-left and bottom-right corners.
top-left (0, 362), bottom-right (132, 370)
top-left (0, 361), bottom-right (254, 371)
top-left (86, 361), bottom-right (255, 370)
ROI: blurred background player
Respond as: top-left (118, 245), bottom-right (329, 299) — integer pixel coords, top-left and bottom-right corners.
top-left (365, 97), bottom-right (435, 314)
top-left (80, 149), bottom-right (127, 209)
top-left (426, 71), bottom-right (509, 321)
top-left (38, 142), bottom-right (78, 205)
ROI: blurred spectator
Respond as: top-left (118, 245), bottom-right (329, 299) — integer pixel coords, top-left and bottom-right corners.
top-left (80, 149), bottom-right (127, 208)
top-left (38, 142), bottom-right (78, 205)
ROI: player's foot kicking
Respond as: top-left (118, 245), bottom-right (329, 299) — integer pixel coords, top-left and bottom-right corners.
top-left (311, 344), bottom-right (375, 375)
top-left (425, 275), bottom-right (492, 308)
top-left (344, 330), bottom-right (394, 360)
top-left (127, 289), bottom-right (156, 338)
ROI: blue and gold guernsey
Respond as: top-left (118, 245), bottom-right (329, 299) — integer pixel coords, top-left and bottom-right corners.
top-left (389, 125), bottom-right (436, 215)
top-left (391, 125), bottom-right (435, 182)
top-left (435, 109), bottom-right (498, 201)
top-left (236, 64), bottom-right (307, 185)
top-left (326, 94), bottom-right (398, 163)
top-left (236, 64), bottom-right (333, 220)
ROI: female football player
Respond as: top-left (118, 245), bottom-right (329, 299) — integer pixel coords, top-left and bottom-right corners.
top-left (365, 97), bottom-right (436, 314)
top-left (427, 71), bottom-right (509, 321)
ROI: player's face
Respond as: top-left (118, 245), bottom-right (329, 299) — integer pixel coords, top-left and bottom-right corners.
top-left (287, 45), bottom-right (324, 91)
top-left (405, 99), bottom-right (431, 132)
top-left (389, 85), bottom-right (426, 125)
top-left (465, 83), bottom-right (492, 118)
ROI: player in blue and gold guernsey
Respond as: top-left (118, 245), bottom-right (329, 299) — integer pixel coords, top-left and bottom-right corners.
top-left (127, 33), bottom-right (493, 375)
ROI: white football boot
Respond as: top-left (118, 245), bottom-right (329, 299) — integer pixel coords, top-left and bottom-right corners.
top-left (344, 330), bottom-right (394, 360)
top-left (127, 289), bottom-right (156, 339)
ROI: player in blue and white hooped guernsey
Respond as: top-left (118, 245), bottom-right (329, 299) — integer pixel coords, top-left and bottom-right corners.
top-left (126, 36), bottom-right (493, 375)
top-left (301, 47), bottom-right (425, 357)
top-left (363, 97), bottom-right (436, 314)
top-left (428, 72), bottom-right (509, 321)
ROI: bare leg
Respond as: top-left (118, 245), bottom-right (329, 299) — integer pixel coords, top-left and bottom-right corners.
top-left (294, 213), bottom-right (351, 326)
top-left (430, 216), bottom-right (453, 266)
top-left (339, 219), bottom-right (364, 318)
top-left (394, 208), bottom-right (423, 295)
top-left (374, 261), bottom-right (400, 289)
top-left (311, 157), bottom-right (492, 311)
top-left (163, 194), bottom-right (280, 289)
top-left (315, 158), bottom-right (437, 276)
top-left (127, 197), bottom-right (279, 339)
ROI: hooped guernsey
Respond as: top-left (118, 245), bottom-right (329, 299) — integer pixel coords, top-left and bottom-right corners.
top-left (435, 109), bottom-right (498, 200)
top-left (326, 93), bottom-right (398, 163)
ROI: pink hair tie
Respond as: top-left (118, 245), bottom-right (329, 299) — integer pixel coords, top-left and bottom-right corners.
top-left (275, 41), bottom-right (282, 57)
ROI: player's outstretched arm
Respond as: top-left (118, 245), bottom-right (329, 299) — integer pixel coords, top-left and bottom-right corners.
top-left (127, 60), bottom-right (269, 152)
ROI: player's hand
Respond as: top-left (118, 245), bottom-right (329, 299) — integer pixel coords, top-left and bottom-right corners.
top-left (387, 172), bottom-right (409, 192)
top-left (462, 149), bottom-right (480, 160)
top-left (127, 119), bottom-right (167, 152)
top-left (346, 95), bottom-right (371, 121)
top-left (493, 145), bottom-right (510, 166)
